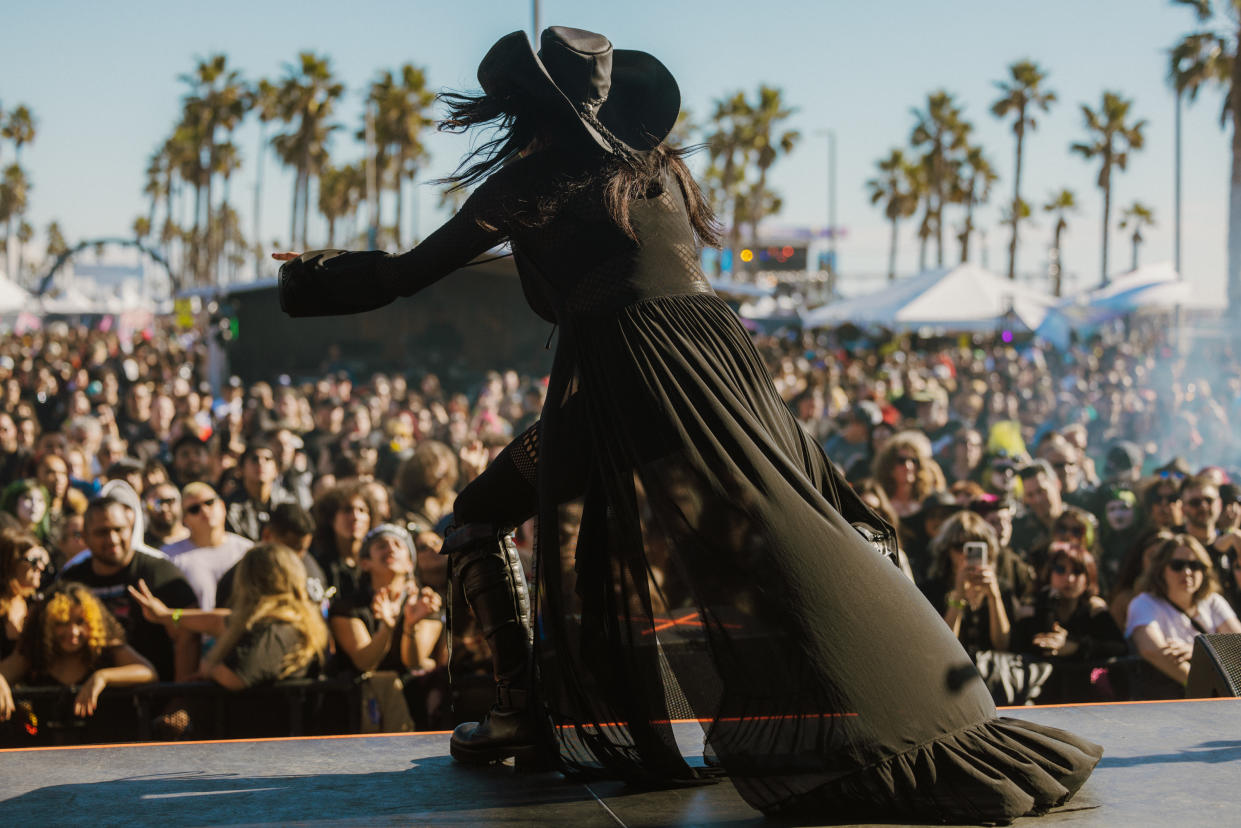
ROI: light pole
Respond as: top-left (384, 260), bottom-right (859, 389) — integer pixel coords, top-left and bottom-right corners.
top-left (532, 0), bottom-right (540, 41)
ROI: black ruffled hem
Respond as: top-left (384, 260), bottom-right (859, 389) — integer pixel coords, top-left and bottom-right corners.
top-left (762, 716), bottom-right (1102, 825)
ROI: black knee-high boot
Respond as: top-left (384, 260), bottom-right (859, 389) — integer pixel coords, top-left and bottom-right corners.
top-left (445, 523), bottom-right (538, 764)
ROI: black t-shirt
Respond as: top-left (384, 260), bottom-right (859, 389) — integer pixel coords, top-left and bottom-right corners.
top-left (58, 551), bottom-right (199, 681)
top-left (215, 553), bottom-right (329, 610)
top-left (328, 575), bottom-right (406, 674)
top-left (223, 619), bottom-right (316, 687)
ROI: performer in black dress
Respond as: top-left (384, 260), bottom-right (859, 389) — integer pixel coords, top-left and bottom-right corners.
top-left (277, 26), bottom-right (1101, 822)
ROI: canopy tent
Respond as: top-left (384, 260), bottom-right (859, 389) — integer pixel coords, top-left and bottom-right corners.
top-left (801, 263), bottom-right (1054, 332)
top-left (0, 271), bottom-right (31, 314)
top-left (1036, 261), bottom-right (1192, 347)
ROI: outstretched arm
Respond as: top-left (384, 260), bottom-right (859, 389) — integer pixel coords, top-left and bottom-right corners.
top-left (277, 192), bottom-right (507, 318)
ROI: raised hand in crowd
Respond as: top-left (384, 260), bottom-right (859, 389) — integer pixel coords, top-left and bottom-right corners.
top-left (404, 586), bottom-right (443, 627)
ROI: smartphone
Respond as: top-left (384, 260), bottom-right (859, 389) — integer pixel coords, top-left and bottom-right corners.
top-left (964, 541), bottom-right (989, 567)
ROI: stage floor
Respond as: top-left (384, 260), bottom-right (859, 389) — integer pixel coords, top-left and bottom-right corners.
top-left (1, 698), bottom-right (1238, 826)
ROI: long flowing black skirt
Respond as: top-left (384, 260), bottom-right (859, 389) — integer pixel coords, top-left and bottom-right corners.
top-left (528, 291), bottom-right (1100, 822)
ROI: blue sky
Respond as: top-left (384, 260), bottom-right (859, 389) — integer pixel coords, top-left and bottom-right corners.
top-left (2, 0), bottom-right (1233, 300)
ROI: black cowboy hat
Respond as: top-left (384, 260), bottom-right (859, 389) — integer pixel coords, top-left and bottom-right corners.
top-left (477, 26), bottom-right (680, 156)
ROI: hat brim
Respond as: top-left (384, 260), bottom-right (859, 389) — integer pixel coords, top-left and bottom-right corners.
top-left (477, 30), bottom-right (679, 155)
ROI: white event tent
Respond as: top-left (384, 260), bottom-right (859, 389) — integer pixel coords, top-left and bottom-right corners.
top-left (1035, 261), bottom-right (1192, 347)
top-left (801, 263), bottom-right (1054, 332)
top-left (0, 271), bottom-right (31, 314)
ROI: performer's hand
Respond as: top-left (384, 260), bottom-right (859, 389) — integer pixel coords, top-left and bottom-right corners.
top-left (271, 251), bottom-right (301, 262)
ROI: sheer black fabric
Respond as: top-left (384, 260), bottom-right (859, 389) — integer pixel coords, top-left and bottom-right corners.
top-left (287, 150), bottom-right (1100, 821)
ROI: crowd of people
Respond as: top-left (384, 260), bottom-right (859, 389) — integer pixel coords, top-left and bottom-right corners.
top-left (0, 312), bottom-right (1238, 744)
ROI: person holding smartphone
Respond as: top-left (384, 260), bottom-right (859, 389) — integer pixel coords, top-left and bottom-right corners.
top-left (924, 511), bottom-right (1013, 655)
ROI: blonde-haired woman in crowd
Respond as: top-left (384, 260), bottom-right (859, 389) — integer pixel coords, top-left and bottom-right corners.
top-left (130, 543), bottom-right (329, 690)
top-left (872, 430), bottom-right (946, 519)
top-left (1126, 534), bottom-right (1241, 695)
top-left (0, 582), bottom-right (157, 721)
top-left (202, 544), bottom-right (328, 689)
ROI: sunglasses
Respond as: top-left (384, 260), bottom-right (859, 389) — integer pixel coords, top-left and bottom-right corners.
top-left (184, 497), bottom-right (217, 516)
top-left (1052, 563), bottom-right (1085, 577)
top-left (1167, 559), bottom-right (1207, 574)
top-left (1186, 497), bottom-right (1218, 509)
top-left (1054, 524), bottom-right (1087, 539)
top-left (896, 456), bottom-right (921, 466)
top-left (150, 497), bottom-right (177, 507)
top-left (22, 553), bottom-right (50, 569)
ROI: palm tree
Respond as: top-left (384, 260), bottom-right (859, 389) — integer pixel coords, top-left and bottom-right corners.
top-left (391, 65), bottom-right (435, 246)
top-left (1070, 91), bottom-right (1146, 285)
top-left (0, 164), bottom-right (30, 278)
top-left (2, 105), bottom-right (36, 277)
top-left (15, 220), bottom-right (32, 284)
top-left (1170, 0), bottom-right (1241, 319)
top-left (45, 221), bottom-right (68, 260)
top-left (179, 54), bottom-right (249, 283)
top-left (956, 145), bottom-right (997, 263)
top-left (742, 86), bottom-right (799, 244)
top-left (1043, 188), bottom-right (1077, 296)
top-left (317, 163), bottom-right (363, 246)
top-left (1118, 202), bottom-right (1157, 271)
top-left (704, 86), bottom-right (799, 266)
top-left (271, 52), bottom-right (344, 250)
top-left (991, 60), bottom-right (1056, 280)
top-left (251, 78), bottom-right (281, 275)
top-left (911, 90), bottom-right (970, 266)
top-left (867, 148), bottom-right (919, 281)
top-left (704, 91), bottom-right (754, 265)
top-left (2, 104), bottom-right (36, 163)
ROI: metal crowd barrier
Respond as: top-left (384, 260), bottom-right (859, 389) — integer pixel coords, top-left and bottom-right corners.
top-left (3, 676), bottom-right (362, 747)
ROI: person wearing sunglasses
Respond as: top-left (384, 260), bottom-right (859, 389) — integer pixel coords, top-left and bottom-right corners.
top-left (162, 483), bottom-right (252, 612)
top-left (143, 482), bottom-right (190, 550)
top-left (1125, 534), bottom-right (1241, 696)
top-left (1141, 477), bottom-right (1184, 532)
top-left (1014, 544), bottom-right (1125, 703)
top-left (0, 529), bottom-right (50, 662)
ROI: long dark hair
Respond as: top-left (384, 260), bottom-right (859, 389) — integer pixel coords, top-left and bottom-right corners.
top-left (436, 90), bottom-right (721, 247)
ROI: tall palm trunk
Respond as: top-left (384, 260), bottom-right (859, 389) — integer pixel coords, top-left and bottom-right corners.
top-left (1008, 122), bottom-right (1025, 280)
top-left (1052, 220), bottom-right (1066, 297)
top-left (887, 215), bottom-right (899, 281)
top-left (1100, 159), bottom-right (1113, 286)
top-left (253, 123), bottom-right (265, 278)
top-left (394, 170), bottom-right (403, 248)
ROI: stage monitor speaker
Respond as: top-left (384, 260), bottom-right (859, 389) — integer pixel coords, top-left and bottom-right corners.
top-left (1186, 633), bottom-right (1241, 699)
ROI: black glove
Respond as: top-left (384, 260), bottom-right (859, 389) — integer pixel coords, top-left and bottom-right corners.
top-left (278, 249), bottom-right (399, 318)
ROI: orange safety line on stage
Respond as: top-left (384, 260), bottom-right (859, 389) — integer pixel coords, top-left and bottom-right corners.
top-left (998, 696), bottom-right (1241, 711)
top-left (642, 610), bottom-right (741, 635)
top-left (0, 729), bottom-right (454, 753)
